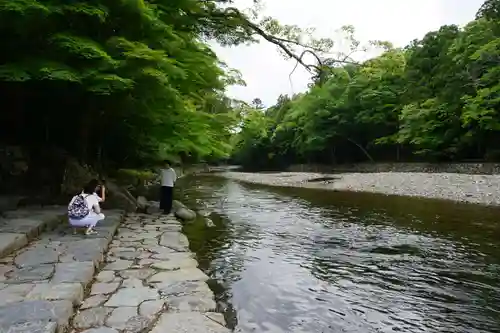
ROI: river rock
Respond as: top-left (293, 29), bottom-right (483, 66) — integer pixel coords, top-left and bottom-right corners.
top-left (171, 200), bottom-right (196, 221)
top-left (175, 207), bottom-right (196, 221)
top-left (136, 196), bottom-right (149, 213)
top-left (204, 218), bottom-right (215, 227)
top-left (146, 201), bottom-right (161, 214)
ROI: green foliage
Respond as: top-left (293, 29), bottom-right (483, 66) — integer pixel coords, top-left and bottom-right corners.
top-left (233, 2), bottom-right (500, 167)
top-left (1, 0), bottom-right (367, 172)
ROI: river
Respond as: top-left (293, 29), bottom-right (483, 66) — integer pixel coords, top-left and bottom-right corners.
top-left (177, 174), bottom-right (500, 333)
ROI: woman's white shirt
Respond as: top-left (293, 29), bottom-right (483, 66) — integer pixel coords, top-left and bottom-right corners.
top-left (85, 193), bottom-right (102, 214)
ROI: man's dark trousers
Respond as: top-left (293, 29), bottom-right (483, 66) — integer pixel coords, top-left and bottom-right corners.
top-left (160, 186), bottom-right (173, 214)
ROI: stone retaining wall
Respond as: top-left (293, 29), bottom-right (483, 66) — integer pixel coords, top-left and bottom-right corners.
top-left (287, 163), bottom-right (500, 175)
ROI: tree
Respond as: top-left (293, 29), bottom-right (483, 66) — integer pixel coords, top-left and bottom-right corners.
top-left (232, 0), bottom-right (500, 168)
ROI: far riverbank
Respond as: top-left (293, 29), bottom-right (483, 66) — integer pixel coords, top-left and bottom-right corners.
top-left (218, 171), bottom-right (500, 206)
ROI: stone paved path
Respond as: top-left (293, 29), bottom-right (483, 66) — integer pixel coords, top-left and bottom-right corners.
top-left (69, 213), bottom-right (230, 333)
top-left (0, 208), bottom-right (124, 333)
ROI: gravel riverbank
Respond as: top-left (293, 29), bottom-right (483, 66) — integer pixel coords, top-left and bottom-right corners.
top-left (220, 171), bottom-right (500, 206)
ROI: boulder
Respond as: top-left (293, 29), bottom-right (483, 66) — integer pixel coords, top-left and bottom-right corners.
top-left (175, 207), bottom-right (196, 221)
top-left (136, 196), bottom-right (150, 213)
top-left (103, 180), bottom-right (137, 212)
top-left (137, 196), bottom-right (149, 209)
top-left (146, 201), bottom-right (161, 214)
top-left (204, 218), bottom-right (215, 227)
top-left (172, 200), bottom-right (196, 221)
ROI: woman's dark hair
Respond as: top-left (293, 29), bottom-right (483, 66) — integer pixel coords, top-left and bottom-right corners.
top-left (83, 179), bottom-right (99, 194)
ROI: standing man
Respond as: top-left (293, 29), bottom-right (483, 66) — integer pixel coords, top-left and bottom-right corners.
top-left (160, 160), bottom-right (177, 215)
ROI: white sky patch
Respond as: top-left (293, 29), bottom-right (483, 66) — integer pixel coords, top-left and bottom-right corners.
top-left (213, 0), bottom-right (484, 106)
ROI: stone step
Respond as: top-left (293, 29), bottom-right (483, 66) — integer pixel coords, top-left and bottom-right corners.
top-left (0, 206), bottom-right (67, 259)
top-left (0, 209), bottom-right (125, 333)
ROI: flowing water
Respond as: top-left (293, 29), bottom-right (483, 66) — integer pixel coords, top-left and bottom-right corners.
top-left (178, 174), bottom-right (500, 333)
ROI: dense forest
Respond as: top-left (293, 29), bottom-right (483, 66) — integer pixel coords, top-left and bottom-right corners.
top-left (1, 0), bottom-right (499, 180)
top-left (0, 0), bottom-right (339, 175)
top-left (232, 0), bottom-right (500, 170)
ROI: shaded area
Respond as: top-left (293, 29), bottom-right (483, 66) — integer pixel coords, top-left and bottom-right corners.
top-left (178, 175), bottom-right (500, 333)
top-left (307, 176), bottom-right (338, 183)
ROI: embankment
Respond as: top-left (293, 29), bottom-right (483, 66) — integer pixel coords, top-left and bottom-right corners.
top-left (220, 171), bottom-right (500, 206)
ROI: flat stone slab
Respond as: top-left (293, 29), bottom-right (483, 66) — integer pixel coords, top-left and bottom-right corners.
top-left (148, 268), bottom-right (209, 284)
top-left (0, 300), bottom-right (73, 332)
top-left (155, 280), bottom-right (212, 297)
top-left (105, 307), bottom-right (151, 332)
top-left (118, 268), bottom-right (155, 281)
top-left (4, 264), bottom-right (54, 284)
top-left (0, 233), bottom-right (27, 258)
top-left (0, 284), bottom-right (36, 306)
top-left (150, 312), bottom-right (230, 333)
top-left (26, 283), bottom-right (83, 305)
top-left (73, 307), bottom-right (113, 329)
top-left (95, 271), bottom-right (116, 283)
top-left (159, 232), bottom-right (190, 251)
top-left (0, 217), bottom-right (48, 237)
top-left (4, 320), bottom-right (57, 333)
top-left (150, 254), bottom-right (198, 271)
top-left (105, 287), bottom-right (159, 307)
top-left (139, 300), bottom-right (165, 317)
top-left (103, 260), bottom-right (133, 271)
top-left (14, 246), bottom-right (61, 267)
top-left (51, 262), bottom-right (94, 284)
top-left (81, 294), bottom-right (108, 309)
top-left (80, 328), bottom-right (119, 333)
top-left (90, 282), bottom-right (119, 295)
top-left (167, 293), bottom-right (216, 312)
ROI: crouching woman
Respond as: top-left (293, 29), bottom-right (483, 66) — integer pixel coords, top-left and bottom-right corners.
top-left (68, 179), bottom-right (106, 235)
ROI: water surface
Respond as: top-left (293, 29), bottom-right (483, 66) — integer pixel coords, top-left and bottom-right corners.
top-left (179, 175), bottom-right (500, 333)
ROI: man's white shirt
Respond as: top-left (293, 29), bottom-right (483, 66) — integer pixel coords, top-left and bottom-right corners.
top-left (161, 168), bottom-right (177, 187)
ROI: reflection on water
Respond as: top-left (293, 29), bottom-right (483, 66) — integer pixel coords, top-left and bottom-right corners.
top-left (178, 175), bottom-right (500, 333)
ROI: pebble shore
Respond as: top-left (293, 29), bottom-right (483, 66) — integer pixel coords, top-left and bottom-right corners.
top-left (221, 171), bottom-right (500, 206)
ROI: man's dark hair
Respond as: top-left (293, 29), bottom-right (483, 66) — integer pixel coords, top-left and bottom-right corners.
top-left (163, 159), bottom-right (171, 166)
top-left (83, 179), bottom-right (99, 194)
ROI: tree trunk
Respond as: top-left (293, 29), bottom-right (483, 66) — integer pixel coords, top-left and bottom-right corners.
top-left (346, 137), bottom-right (374, 162)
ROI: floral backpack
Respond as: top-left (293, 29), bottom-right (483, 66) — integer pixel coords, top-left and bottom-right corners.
top-left (68, 194), bottom-right (90, 220)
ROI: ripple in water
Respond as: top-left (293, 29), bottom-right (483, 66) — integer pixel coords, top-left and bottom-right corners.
top-left (180, 176), bottom-right (500, 333)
